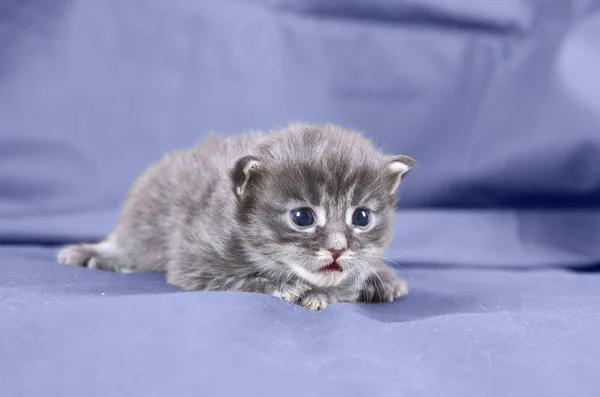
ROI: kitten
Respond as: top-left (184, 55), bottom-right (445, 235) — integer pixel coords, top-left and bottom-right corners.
top-left (58, 123), bottom-right (415, 311)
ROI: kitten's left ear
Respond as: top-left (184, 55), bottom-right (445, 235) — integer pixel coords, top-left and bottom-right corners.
top-left (386, 155), bottom-right (415, 194)
top-left (231, 155), bottom-right (262, 196)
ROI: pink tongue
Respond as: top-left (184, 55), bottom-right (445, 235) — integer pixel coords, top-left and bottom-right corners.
top-left (320, 262), bottom-right (342, 272)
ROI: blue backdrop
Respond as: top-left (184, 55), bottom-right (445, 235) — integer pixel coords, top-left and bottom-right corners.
top-left (1, 1), bottom-right (599, 396)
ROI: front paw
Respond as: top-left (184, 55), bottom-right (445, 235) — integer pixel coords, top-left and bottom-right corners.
top-left (359, 275), bottom-right (408, 303)
top-left (298, 291), bottom-right (335, 311)
top-left (271, 285), bottom-right (335, 311)
top-left (271, 283), bottom-right (312, 305)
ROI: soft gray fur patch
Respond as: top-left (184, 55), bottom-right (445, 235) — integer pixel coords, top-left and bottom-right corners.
top-left (58, 123), bottom-right (415, 311)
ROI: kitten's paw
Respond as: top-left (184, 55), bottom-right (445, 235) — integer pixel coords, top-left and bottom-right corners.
top-left (359, 275), bottom-right (408, 303)
top-left (58, 245), bottom-right (96, 267)
top-left (385, 278), bottom-right (409, 302)
top-left (272, 283), bottom-right (312, 304)
top-left (272, 285), bottom-right (336, 311)
top-left (57, 243), bottom-right (120, 272)
top-left (298, 292), bottom-right (332, 311)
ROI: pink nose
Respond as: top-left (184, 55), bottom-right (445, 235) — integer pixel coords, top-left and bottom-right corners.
top-left (327, 248), bottom-right (345, 260)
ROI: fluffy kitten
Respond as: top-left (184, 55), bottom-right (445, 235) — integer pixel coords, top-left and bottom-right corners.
top-left (58, 123), bottom-right (415, 311)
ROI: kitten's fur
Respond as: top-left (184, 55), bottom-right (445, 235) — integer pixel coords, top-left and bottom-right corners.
top-left (58, 123), bottom-right (415, 311)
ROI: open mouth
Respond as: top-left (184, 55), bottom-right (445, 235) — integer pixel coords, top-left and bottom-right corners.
top-left (318, 261), bottom-right (343, 273)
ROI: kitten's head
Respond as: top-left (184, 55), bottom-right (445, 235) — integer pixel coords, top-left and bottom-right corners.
top-left (230, 123), bottom-right (414, 288)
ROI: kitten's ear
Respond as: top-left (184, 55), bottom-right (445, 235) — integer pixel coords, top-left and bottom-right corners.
top-left (386, 155), bottom-right (415, 194)
top-left (231, 155), bottom-right (262, 196)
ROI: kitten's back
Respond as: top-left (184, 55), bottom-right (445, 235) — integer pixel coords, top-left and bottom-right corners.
top-left (109, 132), bottom-right (266, 271)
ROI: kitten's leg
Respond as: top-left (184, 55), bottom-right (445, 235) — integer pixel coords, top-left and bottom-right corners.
top-left (296, 290), bottom-right (336, 311)
top-left (57, 237), bottom-right (133, 273)
top-left (166, 268), bottom-right (323, 308)
top-left (297, 279), bottom-right (363, 311)
top-left (295, 261), bottom-right (409, 310)
top-left (357, 261), bottom-right (408, 303)
top-left (294, 280), bottom-right (362, 311)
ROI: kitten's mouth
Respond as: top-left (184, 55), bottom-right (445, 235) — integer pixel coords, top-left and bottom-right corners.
top-left (318, 261), bottom-right (343, 273)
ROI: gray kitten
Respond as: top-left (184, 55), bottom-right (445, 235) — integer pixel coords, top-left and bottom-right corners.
top-left (58, 123), bottom-right (415, 311)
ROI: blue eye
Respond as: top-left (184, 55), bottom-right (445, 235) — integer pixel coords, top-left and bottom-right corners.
top-left (290, 208), bottom-right (315, 227)
top-left (352, 209), bottom-right (370, 227)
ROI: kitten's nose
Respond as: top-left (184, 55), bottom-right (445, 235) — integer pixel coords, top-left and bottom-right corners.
top-left (325, 232), bottom-right (347, 257)
top-left (327, 248), bottom-right (346, 260)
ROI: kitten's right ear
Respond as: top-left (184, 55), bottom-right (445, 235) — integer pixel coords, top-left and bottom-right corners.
top-left (231, 155), bottom-right (262, 196)
top-left (386, 155), bottom-right (415, 194)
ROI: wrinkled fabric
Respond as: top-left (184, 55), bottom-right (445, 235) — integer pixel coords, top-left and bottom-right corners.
top-left (1, 246), bottom-right (599, 397)
top-left (1, 1), bottom-right (600, 396)
top-left (1, 0), bottom-right (600, 264)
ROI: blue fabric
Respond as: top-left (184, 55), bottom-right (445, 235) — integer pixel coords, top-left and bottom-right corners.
top-left (1, 1), bottom-right (600, 396)
top-left (2, 246), bottom-right (599, 396)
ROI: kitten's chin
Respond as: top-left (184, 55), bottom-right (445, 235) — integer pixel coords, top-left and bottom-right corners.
top-left (290, 265), bottom-right (348, 288)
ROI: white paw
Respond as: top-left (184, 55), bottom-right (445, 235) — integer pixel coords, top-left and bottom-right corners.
top-left (57, 245), bottom-right (90, 266)
top-left (299, 292), bottom-right (331, 311)
top-left (386, 278), bottom-right (408, 302)
top-left (86, 256), bottom-right (103, 270)
top-left (272, 283), bottom-right (312, 304)
top-left (360, 276), bottom-right (409, 303)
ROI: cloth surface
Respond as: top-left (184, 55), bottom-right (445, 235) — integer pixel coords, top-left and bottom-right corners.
top-left (1, 1), bottom-right (600, 396)
top-left (2, 0), bottom-right (600, 248)
top-left (1, 246), bottom-right (599, 397)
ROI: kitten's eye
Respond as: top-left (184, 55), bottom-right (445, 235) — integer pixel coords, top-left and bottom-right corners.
top-left (290, 208), bottom-right (315, 227)
top-left (352, 209), bottom-right (370, 227)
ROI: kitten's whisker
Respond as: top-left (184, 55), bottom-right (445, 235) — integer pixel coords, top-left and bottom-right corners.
top-left (276, 268), bottom-right (292, 305)
top-left (362, 255), bottom-right (405, 271)
top-left (281, 269), bottom-right (295, 306)
top-left (354, 261), bottom-right (372, 300)
top-left (377, 256), bottom-right (405, 271)
top-left (358, 259), bottom-right (385, 302)
top-left (351, 268), bottom-right (362, 302)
